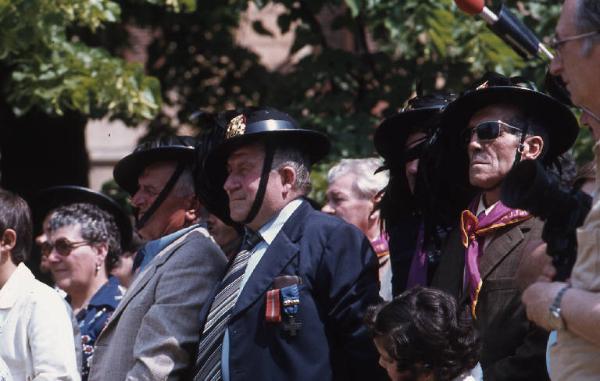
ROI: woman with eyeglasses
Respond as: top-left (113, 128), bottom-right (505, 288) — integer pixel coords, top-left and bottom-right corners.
top-left (44, 203), bottom-right (123, 381)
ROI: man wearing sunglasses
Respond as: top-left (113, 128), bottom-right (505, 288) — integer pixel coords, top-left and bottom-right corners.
top-left (521, 1), bottom-right (600, 379)
top-left (431, 73), bottom-right (579, 381)
top-left (88, 136), bottom-right (227, 380)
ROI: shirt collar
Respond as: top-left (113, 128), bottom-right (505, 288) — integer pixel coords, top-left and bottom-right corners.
top-left (88, 276), bottom-right (122, 309)
top-left (0, 263), bottom-right (35, 309)
top-left (138, 224), bottom-right (200, 271)
top-left (256, 198), bottom-right (304, 245)
top-left (476, 196), bottom-right (499, 217)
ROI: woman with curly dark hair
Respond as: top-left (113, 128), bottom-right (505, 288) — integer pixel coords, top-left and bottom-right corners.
top-left (366, 286), bottom-right (482, 381)
top-left (44, 202), bottom-right (124, 380)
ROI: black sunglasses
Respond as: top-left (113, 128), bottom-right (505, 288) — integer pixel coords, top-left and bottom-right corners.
top-left (40, 238), bottom-right (93, 257)
top-left (403, 140), bottom-right (427, 162)
top-left (461, 121), bottom-right (522, 145)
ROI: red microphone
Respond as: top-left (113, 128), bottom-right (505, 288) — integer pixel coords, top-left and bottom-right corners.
top-left (455, 0), bottom-right (553, 60)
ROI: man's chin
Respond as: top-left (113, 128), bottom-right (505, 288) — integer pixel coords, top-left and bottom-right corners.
top-left (469, 175), bottom-right (499, 191)
top-left (228, 209), bottom-right (247, 224)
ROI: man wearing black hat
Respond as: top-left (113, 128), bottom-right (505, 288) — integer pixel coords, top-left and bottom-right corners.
top-left (88, 136), bottom-right (227, 380)
top-left (374, 93), bottom-right (456, 296)
top-left (431, 74), bottom-right (579, 380)
top-left (193, 108), bottom-right (384, 381)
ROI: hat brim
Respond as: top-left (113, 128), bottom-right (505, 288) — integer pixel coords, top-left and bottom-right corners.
top-left (113, 147), bottom-right (196, 195)
top-left (202, 129), bottom-right (330, 225)
top-left (375, 107), bottom-right (443, 160)
top-left (442, 86), bottom-right (579, 163)
top-left (33, 186), bottom-right (133, 250)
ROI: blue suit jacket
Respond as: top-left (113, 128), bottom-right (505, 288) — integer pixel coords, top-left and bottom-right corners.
top-left (195, 200), bottom-right (386, 381)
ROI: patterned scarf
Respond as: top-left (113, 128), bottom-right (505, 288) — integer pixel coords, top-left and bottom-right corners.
top-left (460, 195), bottom-right (531, 318)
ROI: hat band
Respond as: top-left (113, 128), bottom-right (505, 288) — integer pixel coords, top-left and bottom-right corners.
top-left (244, 119), bottom-right (297, 134)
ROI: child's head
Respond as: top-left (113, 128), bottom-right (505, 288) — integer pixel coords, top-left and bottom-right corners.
top-left (365, 287), bottom-right (480, 381)
top-left (0, 189), bottom-right (32, 265)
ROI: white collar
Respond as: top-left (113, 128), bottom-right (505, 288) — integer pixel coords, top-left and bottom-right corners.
top-left (257, 198), bottom-right (304, 245)
top-left (476, 196), bottom-right (499, 217)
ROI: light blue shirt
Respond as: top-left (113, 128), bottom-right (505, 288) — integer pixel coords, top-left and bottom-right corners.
top-left (137, 224), bottom-right (199, 273)
top-left (221, 198), bottom-right (303, 381)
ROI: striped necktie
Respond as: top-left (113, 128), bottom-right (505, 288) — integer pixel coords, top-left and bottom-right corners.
top-left (193, 231), bottom-right (262, 381)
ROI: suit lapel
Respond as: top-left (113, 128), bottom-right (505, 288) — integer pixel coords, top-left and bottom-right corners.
top-left (107, 230), bottom-right (191, 323)
top-left (231, 232), bottom-right (299, 318)
top-left (479, 223), bottom-right (525, 280)
top-left (229, 201), bottom-right (310, 319)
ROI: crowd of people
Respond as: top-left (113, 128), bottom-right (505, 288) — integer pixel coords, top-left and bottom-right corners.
top-left (0, 0), bottom-right (599, 380)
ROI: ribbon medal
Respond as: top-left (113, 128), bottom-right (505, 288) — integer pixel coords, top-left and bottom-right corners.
top-left (281, 284), bottom-right (302, 336)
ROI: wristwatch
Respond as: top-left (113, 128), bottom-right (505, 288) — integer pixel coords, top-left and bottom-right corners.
top-left (548, 285), bottom-right (571, 330)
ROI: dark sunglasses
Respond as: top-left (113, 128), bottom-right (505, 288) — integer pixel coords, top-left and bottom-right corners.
top-left (404, 141), bottom-right (426, 162)
top-left (461, 120), bottom-right (522, 145)
top-left (40, 238), bottom-right (93, 257)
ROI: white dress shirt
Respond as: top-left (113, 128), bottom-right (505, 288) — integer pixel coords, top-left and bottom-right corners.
top-left (0, 263), bottom-right (80, 381)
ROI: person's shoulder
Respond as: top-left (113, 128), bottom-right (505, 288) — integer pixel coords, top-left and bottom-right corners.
top-left (180, 225), bottom-right (217, 245)
top-left (167, 226), bottom-right (227, 265)
top-left (299, 208), bottom-right (366, 240)
top-left (25, 279), bottom-right (70, 314)
top-left (302, 207), bottom-right (355, 229)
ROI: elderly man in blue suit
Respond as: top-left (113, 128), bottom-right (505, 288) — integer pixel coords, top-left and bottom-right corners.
top-left (192, 107), bottom-right (385, 381)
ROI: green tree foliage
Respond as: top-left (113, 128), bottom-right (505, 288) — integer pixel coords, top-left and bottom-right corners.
top-left (3, 0), bottom-right (587, 166)
top-left (0, 0), bottom-right (188, 124)
top-left (115, 0), bottom-right (566, 156)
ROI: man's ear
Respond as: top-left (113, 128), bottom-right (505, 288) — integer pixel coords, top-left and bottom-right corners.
top-left (1, 229), bottom-right (17, 254)
top-left (184, 197), bottom-right (202, 224)
top-left (521, 136), bottom-right (544, 160)
top-left (278, 166), bottom-right (297, 194)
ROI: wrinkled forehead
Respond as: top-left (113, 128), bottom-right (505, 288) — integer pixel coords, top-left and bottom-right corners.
top-left (467, 103), bottom-right (524, 129)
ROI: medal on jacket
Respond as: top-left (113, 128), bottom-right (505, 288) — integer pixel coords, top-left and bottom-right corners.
top-left (281, 284), bottom-right (302, 336)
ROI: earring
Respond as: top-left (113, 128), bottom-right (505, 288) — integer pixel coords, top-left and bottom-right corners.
top-left (95, 263), bottom-right (101, 275)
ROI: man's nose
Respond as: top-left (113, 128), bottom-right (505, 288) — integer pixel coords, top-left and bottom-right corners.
top-left (549, 55), bottom-right (562, 76)
top-left (131, 190), bottom-right (144, 207)
top-left (406, 159), bottom-right (419, 174)
top-left (321, 202), bottom-right (335, 215)
top-left (223, 174), bottom-right (238, 193)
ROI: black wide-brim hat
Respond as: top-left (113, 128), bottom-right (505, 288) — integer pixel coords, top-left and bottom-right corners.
top-left (113, 136), bottom-right (196, 195)
top-left (199, 108), bottom-right (330, 224)
top-left (208, 108), bottom-right (330, 167)
top-left (375, 107), bottom-right (443, 161)
top-left (33, 186), bottom-right (133, 250)
top-left (374, 93), bottom-right (456, 162)
top-left (442, 86), bottom-right (579, 164)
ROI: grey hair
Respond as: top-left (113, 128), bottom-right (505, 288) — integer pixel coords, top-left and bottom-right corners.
top-left (271, 146), bottom-right (312, 195)
top-left (47, 203), bottom-right (122, 273)
top-left (327, 158), bottom-right (389, 200)
top-left (173, 167), bottom-right (195, 197)
top-left (576, 0), bottom-right (600, 54)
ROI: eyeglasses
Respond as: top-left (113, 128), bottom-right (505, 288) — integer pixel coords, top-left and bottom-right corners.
top-left (549, 30), bottom-right (600, 57)
top-left (462, 121), bottom-right (522, 145)
top-left (403, 140), bottom-right (426, 162)
top-left (40, 238), bottom-right (93, 257)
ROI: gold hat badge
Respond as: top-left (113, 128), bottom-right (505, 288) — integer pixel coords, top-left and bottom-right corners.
top-left (226, 114), bottom-right (247, 139)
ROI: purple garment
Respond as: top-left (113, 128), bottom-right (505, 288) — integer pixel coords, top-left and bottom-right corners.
top-left (406, 222), bottom-right (427, 289)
